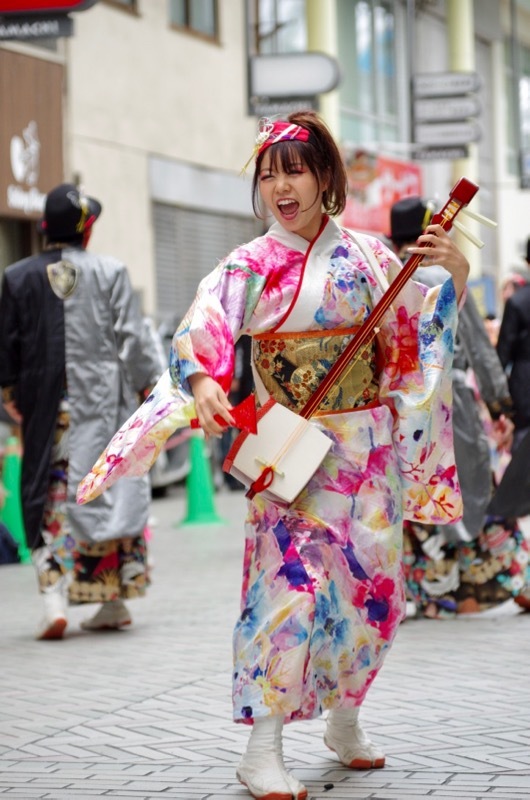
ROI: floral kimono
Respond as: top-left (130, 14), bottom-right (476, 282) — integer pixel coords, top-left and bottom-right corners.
top-left (78, 215), bottom-right (462, 723)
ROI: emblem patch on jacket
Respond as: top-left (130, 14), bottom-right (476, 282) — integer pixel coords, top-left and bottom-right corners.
top-left (47, 260), bottom-right (79, 299)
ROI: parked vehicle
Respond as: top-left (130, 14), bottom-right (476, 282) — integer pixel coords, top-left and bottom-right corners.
top-left (150, 426), bottom-right (192, 497)
top-left (148, 319), bottom-right (223, 495)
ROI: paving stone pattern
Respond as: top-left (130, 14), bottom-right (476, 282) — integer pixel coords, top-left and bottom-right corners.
top-left (1, 488), bottom-right (530, 799)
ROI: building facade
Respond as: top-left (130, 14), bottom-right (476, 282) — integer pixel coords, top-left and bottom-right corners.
top-left (1, 0), bottom-right (530, 321)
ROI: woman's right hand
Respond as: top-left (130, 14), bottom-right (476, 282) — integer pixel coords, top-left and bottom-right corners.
top-left (188, 373), bottom-right (235, 437)
top-left (407, 223), bottom-right (470, 300)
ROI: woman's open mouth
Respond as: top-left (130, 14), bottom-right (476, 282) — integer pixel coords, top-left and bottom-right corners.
top-left (277, 199), bottom-right (299, 220)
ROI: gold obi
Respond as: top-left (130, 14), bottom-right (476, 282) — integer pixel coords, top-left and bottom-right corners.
top-left (253, 326), bottom-right (379, 415)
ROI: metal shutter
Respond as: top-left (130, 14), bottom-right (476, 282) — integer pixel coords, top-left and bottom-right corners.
top-left (153, 202), bottom-right (261, 326)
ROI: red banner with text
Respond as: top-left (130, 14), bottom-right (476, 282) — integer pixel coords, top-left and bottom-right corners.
top-left (341, 149), bottom-right (423, 239)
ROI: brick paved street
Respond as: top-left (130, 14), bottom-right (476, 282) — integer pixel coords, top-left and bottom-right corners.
top-left (1, 486), bottom-right (530, 800)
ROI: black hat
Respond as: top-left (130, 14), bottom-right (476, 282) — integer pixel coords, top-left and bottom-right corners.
top-left (390, 196), bottom-right (429, 244)
top-left (40, 183), bottom-right (102, 240)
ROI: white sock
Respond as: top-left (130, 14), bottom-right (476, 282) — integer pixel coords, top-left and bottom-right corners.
top-left (328, 706), bottom-right (360, 728)
top-left (238, 716), bottom-right (307, 798)
top-left (41, 587), bottom-right (67, 619)
top-left (244, 715), bottom-right (284, 761)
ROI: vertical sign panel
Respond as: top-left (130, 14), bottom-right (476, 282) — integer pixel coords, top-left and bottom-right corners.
top-left (0, 49), bottom-right (64, 218)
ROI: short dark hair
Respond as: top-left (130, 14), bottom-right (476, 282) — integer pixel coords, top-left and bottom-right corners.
top-left (251, 110), bottom-right (347, 219)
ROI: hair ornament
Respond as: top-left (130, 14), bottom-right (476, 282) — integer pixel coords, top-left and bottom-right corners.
top-left (240, 117), bottom-right (310, 175)
top-left (256, 117), bottom-right (275, 147)
top-left (241, 118), bottom-right (275, 175)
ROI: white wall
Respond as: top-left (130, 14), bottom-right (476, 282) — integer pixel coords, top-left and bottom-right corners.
top-left (63, 0), bottom-right (257, 312)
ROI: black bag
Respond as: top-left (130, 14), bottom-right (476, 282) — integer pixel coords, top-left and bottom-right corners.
top-left (0, 522), bottom-right (20, 565)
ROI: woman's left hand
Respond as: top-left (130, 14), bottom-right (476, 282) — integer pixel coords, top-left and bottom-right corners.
top-left (407, 223), bottom-right (470, 300)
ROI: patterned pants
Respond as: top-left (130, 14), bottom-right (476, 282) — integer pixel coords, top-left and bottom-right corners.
top-left (403, 516), bottom-right (530, 617)
top-left (35, 395), bottom-right (148, 604)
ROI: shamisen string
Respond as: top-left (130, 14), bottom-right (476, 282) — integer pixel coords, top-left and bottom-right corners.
top-left (241, 117), bottom-right (310, 173)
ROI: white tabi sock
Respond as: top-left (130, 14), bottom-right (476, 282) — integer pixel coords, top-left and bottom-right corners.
top-left (236, 715), bottom-right (307, 799)
top-left (325, 707), bottom-right (385, 769)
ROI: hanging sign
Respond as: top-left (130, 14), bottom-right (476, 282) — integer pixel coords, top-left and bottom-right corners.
top-left (412, 71), bottom-right (481, 98)
top-left (0, 49), bottom-right (64, 218)
top-left (0, 15), bottom-right (73, 38)
top-left (0, 1), bottom-right (97, 12)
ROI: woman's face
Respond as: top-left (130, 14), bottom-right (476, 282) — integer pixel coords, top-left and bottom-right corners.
top-left (258, 149), bottom-right (325, 242)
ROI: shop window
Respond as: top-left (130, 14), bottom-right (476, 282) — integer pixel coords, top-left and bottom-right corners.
top-left (103, 0), bottom-right (138, 9)
top-left (252, 0), bottom-right (306, 54)
top-left (338, 0), bottom-right (399, 147)
top-left (169, 0), bottom-right (218, 40)
top-left (506, 30), bottom-right (530, 185)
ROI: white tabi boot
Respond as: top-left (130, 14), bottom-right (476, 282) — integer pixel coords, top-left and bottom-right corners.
top-left (236, 716), bottom-right (307, 800)
top-left (33, 549), bottom-right (68, 640)
top-left (324, 707), bottom-right (385, 769)
top-left (80, 599), bottom-right (132, 631)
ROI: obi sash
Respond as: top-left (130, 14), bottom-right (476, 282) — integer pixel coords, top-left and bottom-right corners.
top-left (251, 220), bottom-right (385, 416)
top-left (253, 327), bottom-right (379, 415)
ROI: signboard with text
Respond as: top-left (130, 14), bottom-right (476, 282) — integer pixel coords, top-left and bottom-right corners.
top-left (341, 150), bottom-right (422, 236)
top-left (248, 52), bottom-right (340, 117)
top-left (413, 95), bottom-right (481, 123)
top-left (0, 1), bottom-right (97, 12)
top-left (414, 120), bottom-right (481, 146)
top-left (0, 49), bottom-right (64, 219)
top-left (414, 145), bottom-right (469, 161)
top-left (0, 14), bottom-right (73, 38)
top-left (412, 71), bottom-right (481, 97)
top-left (412, 70), bottom-right (482, 159)
top-left (250, 96), bottom-right (319, 117)
top-left (0, 0), bottom-right (97, 39)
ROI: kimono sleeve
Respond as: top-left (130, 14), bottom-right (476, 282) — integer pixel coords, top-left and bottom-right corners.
top-left (78, 252), bottom-right (265, 504)
top-left (369, 240), bottom-right (463, 525)
top-left (170, 256), bottom-right (265, 395)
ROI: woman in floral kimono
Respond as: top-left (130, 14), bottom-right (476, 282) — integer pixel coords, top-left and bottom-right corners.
top-left (78, 111), bottom-right (470, 800)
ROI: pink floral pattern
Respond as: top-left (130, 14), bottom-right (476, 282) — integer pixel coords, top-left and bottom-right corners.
top-left (78, 218), bottom-right (462, 724)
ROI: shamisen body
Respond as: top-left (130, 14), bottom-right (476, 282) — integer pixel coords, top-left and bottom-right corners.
top-left (77, 111), bottom-right (469, 800)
